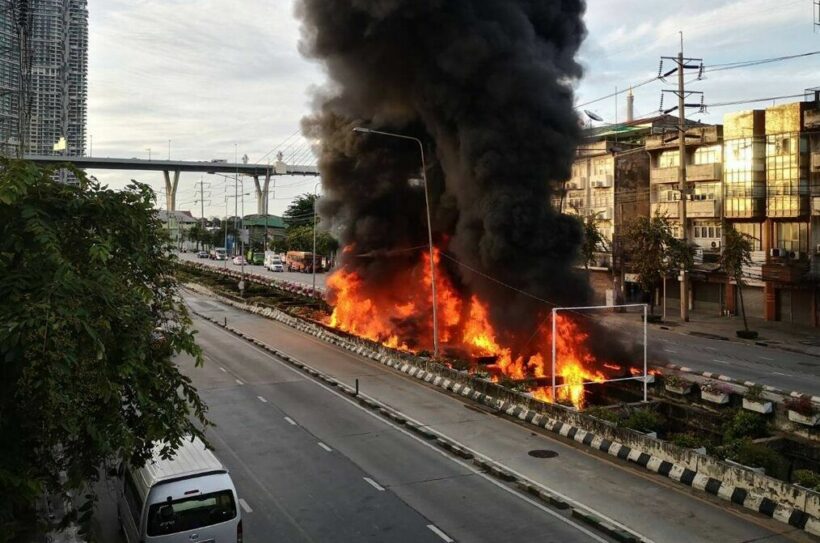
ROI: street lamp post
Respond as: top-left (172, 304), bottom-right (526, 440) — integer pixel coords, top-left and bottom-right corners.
top-left (312, 182), bottom-right (321, 295)
top-left (352, 127), bottom-right (439, 358)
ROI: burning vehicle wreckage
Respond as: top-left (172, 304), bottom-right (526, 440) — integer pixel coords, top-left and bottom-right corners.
top-left (294, 0), bottom-right (649, 409)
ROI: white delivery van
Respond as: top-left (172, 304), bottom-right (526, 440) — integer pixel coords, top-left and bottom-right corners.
top-left (115, 437), bottom-right (242, 542)
top-left (264, 251), bottom-right (284, 272)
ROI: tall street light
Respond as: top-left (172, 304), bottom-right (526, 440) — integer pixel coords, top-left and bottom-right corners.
top-left (352, 127), bottom-right (439, 358)
top-left (312, 181), bottom-right (321, 295)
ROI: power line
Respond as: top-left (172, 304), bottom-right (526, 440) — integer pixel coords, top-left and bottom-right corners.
top-left (704, 50), bottom-right (820, 72)
top-left (706, 92), bottom-right (808, 108)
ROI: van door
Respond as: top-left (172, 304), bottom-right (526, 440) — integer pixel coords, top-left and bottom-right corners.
top-left (120, 470), bottom-right (144, 542)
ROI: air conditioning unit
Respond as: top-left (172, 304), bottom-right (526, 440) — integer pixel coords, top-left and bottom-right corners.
top-left (592, 181), bottom-right (605, 188)
top-left (710, 240), bottom-right (721, 249)
top-left (790, 251), bottom-right (803, 260)
top-left (770, 248), bottom-right (784, 258)
top-left (565, 182), bottom-right (578, 190)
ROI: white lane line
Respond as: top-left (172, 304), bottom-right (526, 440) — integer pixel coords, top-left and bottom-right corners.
top-left (284, 416), bottom-right (297, 426)
top-left (235, 378), bottom-right (244, 385)
top-left (712, 359), bottom-right (730, 365)
top-left (704, 347), bottom-right (717, 351)
top-left (257, 396), bottom-right (267, 403)
top-left (317, 442), bottom-right (332, 452)
top-left (219, 367), bottom-right (227, 373)
top-left (759, 356), bottom-right (775, 361)
top-left (664, 349), bottom-right (678, 354)
top-left (773, 371), bottom-right (794, 377)
top-left (363, 477), bottom-right (385, 491)
top-left (195, 316), bottom-right (614, 543)
top-left (427, 524), bottom-right (454, 543)
top-left (238, 498), bottom-right (253, 513)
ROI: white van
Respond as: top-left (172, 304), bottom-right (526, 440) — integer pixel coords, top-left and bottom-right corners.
top-left (264, 251), bottom-right (284, 272)
top-left (115, 437), bottom-right (242, 542)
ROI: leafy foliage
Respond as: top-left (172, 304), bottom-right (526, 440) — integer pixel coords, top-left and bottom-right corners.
top-left (0, 160), bottom-right (210, 539)
top-left (785, 396), bottom-right (817, 417)
top-left (283, 193), bottom-right (318, 228)
top-left (744, 384), bottom-right (765, 403)
top-left (793, 469), bottom-right (820, 491)
top-left (621, 213), bottom-right (693, 314)
top-left (578, 213), bottom-right (609, 270)
top-left (723, 410), bottom-right (768, 443)
top-left (283, 224), bottom-right (339, 255)
top-left (720, 223), bottom-right (755, 332)
top-left (720, 439), bottom-right (787, 477)
top-left (623, 408), bottom-right (666, 434)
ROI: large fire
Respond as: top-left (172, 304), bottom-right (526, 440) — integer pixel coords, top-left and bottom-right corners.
top-left (326, 248), bottom-right (607, 408)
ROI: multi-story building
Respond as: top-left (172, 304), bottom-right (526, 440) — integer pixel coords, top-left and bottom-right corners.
top-left (0, 0), bottom-right (88, 157)
top-left (760, 101), bottom-right (818, 324)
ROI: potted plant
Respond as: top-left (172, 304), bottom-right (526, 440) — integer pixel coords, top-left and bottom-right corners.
top-left (700, 382), bottom-right (731, 405)
top-left (742, 384), bottom-right (773, 414)
top-left (664, 374), bottom-right (692, 395)
top-left (785, 396), bottom-right (820, 426)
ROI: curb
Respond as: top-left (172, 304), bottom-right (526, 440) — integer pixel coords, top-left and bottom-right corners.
top-left (183, 282), bottom-right (820, 539)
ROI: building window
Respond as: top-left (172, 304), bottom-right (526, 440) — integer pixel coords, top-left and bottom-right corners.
top-left (693, 221), bottom-right (721, 240)
top-left (774, 222), bottom-right (808, 253)
top-left (658, 150), bottom-right (679, 169)
top-left (693, 145), bottom-right (722, 165)
top-left (732, 223), bottom-right (762, 251)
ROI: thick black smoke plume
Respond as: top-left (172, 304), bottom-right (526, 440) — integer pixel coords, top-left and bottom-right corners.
top-left (298, 0), bottom-right (590, 351)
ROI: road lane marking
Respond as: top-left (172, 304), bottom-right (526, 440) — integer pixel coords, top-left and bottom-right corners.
top-left (759, 356), bottom-right (774, 361)
top-left (664, 349), bottom-right (678, 354)
top-left (219, 367), bottom-right (227, 373)
top-left (193, 314), bottom-right (614, 543)
top-left (704, 347), bottom-right (717, 351)
top-left (317, 442), bottom-right (332, 452)
top-left (235, 378), bottom-right (244, 385)
top-left (363, 477), bottom-right (385, 491)
top-left (257, 396), bottom-right (267, 403)
top-left (427, 524), bottom-right (454, 542)
top-left (773, 371), bottom-right (794, 377)
top-left (284, 416), bottom-right (297, 426)
top-left (238, 498), bottom-right (253, 513)
top-left (712, 360), bottom-right (730, 365)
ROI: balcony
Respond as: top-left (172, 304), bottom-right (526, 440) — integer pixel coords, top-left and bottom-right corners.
top-left (590, 206), bottom-right (613, 220)
top-left (766, 195), bottom-right (810, 218)
top-left (687, 198), bottom-right (719, 218)
top-left (589, 173), bottom-right (613, 188)
top-left (805, 109), bottom-right (820, 129)
top-left (650, 167), bottom-right (678, 184)
top-left (651, 201), bottom-right (680, 218)
top-left (811, 152), bottom-right (820, 172)
top-left (813, 196), bottom-right (820, 216)
top-left (686, 163), bottom-right (722, 182)
top-left (724, 197), bottom-right (765, 219)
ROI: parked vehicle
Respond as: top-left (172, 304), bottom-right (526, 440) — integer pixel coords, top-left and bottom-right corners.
top-left (196, 250), bottom-right (209, 259)
top-left (211, 248), bottom-right (227, 261)
top-left (114, 437), bottom-right (242, 543)
top-left (286, 251), bottom-right (322, 273)
top-left (232, 255), bottom-right (248, 265)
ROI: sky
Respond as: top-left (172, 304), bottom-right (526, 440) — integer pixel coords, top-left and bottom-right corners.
top-left (87, 0), bottom-right (820, 219)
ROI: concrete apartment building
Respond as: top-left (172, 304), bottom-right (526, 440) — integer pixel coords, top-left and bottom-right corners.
top-left (0, 0), bottom-right (88, 157)
top-left (563, 94), bottom-right (820, 327)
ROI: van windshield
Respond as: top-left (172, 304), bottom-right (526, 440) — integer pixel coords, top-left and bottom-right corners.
top-left (146, 490), bottom-right (236, 536)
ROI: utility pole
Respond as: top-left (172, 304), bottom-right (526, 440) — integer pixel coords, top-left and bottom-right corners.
top-left (660, 33), bottom-right (703, 322)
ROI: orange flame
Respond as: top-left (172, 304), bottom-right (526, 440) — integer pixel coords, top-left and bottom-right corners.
top-left (326, 246), bottom-right (608, 408)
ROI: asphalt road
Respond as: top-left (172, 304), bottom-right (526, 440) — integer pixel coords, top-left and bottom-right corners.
top-left (600, 314), bottom-right (820, 395)
top-left (184, 291), bottom-right (805, 543)
top-left (178, 251), bottom-right (328, 289)
top-left (183, 315), bottom-right (608, 543)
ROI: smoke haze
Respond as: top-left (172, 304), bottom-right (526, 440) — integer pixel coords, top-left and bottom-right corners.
top-left (297, 0), bottom-right (592, 352)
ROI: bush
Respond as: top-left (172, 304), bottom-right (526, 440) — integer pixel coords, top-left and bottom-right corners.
top-left (723, 410), bottom-right (768, 443)
top-left (785, 396), bottom-right (817, 417)
top-left (585, 407), bottom-right (622, 424)
top-left (671, 433), bottom-right (707, 449)
top-left (701, 381), bottom-right (732, 395)
top-left (624, 408), bottom-right (666, 434)
top-left (793, 469), bottom-right (820, 491)
top-left (665, 374), bottom-right (691, 389)
top-left (722, 439), bottom-right (787, 476)
top-left (744, 384), bottom-right (765, 403)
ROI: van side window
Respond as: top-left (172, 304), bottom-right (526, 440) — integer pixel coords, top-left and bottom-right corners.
top-left (124, 471), bottom-right (143, 523)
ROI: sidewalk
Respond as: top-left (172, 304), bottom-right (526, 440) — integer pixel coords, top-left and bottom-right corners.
top-left (608, 310), bottom-right (820, 358)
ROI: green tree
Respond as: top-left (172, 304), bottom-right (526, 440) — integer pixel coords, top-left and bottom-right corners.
top-left (579, 212), bottom-right (609, 271)
top-left (284, 224), bottom-right (338, 255)
top-left (0, 160), bottom-right (210, 539)
top-left (622, 214), bottom-right (684, 315)
top-left (284, 193), bottom-right (318, 229)
top-left (720, 222), bottom-right (754, 332)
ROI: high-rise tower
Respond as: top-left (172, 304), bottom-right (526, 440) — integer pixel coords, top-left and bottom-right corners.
top-left (0, 0), bottom-right (87, 158)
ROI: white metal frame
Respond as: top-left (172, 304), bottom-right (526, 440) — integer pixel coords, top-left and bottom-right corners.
top-left (551, 303), bottom-right (649, 405)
